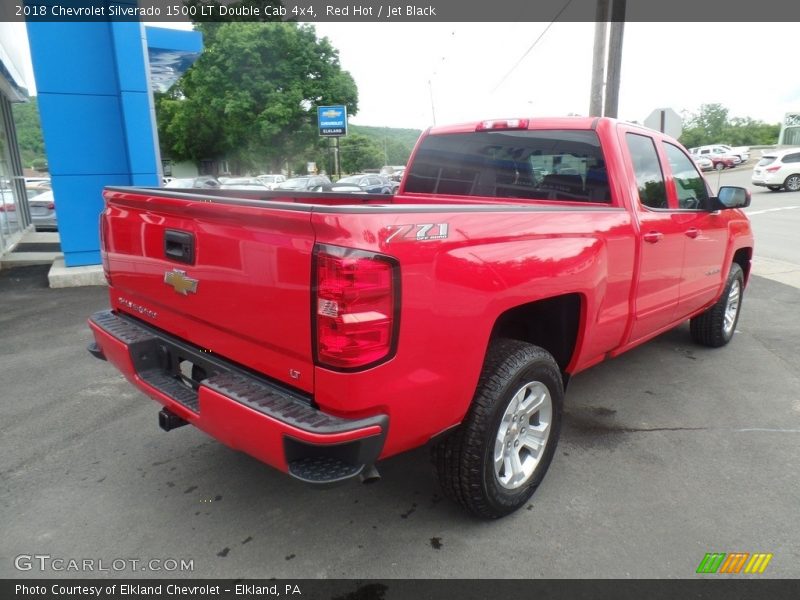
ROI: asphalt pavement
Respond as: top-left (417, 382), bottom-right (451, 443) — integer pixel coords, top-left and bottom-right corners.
top-left (1, 263), bottom-right (799, 579)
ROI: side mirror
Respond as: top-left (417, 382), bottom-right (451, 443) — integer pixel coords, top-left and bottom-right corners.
top-left (710, 186), bottom-right (751, 210)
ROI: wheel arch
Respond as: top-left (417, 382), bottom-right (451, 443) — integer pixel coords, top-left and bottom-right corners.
top-left (732, 247), bottom-right (753, 286)
top-left (489, 293), bottom-right (582, 385)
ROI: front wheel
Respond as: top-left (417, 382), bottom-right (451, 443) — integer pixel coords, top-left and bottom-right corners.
top-left (690, 263), bottom-right (744, 347)
top-left (432, 339), bottom-right (563, 519)
top-left (715, 162), bottom-right (725, 171)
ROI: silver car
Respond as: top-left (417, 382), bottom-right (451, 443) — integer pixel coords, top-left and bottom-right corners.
top-left (0, 187), bottom-right (58, 231)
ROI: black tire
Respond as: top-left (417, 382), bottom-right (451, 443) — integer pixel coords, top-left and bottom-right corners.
top-left (767, 186), bottom-right (782, 192)
top-left (431, 339), bottom-right (563, 519)
top-left (784, 174), bottom-right (800, 192)
top-left (715, 162), bottom-right (725, 171)
top-left (690, 263), bottom-right (744, 347)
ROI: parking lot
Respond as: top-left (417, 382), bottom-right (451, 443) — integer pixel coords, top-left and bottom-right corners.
top-left (1, 253), bottom-right (799, 578)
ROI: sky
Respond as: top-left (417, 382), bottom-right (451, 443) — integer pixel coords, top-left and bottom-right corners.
top-left (5, 21), bottom-right (799, 131)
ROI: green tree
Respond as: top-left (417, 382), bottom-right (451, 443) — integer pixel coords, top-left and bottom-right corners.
top-left (338, 133), bottom-right (383, 174)
top-left (679, 103), bottom-right (780, 147)
top-left (156, 22), bottom-right (358, 173)
top-left (12, 98), bottom-right (46, 168)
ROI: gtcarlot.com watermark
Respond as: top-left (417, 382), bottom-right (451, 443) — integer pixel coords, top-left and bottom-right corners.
top-left (14, 554), bottom-right (194, 573)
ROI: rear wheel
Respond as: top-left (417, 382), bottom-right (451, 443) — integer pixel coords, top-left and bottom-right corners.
top-left (785, 174), bottom-right (800, 192)
top-left (690, 263), bottom-right (744, 347)
top-left (432, 339), bottom-right (563, 519)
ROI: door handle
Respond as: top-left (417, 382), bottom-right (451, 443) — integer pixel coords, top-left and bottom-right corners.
top-left (643, 231), bottom-right (663, 244)
top-left (685, 227), bottom-right (700, 239)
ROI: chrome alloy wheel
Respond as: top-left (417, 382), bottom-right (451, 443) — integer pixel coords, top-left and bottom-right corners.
top-left (494, 381), bottom-right (552, 490)
top-left (723, 278), bottom-right (742, 337)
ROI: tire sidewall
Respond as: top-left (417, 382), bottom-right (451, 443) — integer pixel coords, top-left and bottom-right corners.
top-left (721, 264), bottom-right (744, 344)
top-left (480, 355), bottom-right (563, 514)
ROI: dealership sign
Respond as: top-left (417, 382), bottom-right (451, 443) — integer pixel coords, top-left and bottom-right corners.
top-left (318, 105), bottom-right (347, 137)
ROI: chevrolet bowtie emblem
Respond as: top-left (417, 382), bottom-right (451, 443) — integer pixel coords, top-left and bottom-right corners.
top-left (164, 269), bottom-right (198, 295)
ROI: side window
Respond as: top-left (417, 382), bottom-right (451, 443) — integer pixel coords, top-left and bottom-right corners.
top-left (783, 153), bottom-right (800, 164)
top-left (663, 143), bottom-right (710, 210)
top-left (625, 133), bottom-right (667, 209)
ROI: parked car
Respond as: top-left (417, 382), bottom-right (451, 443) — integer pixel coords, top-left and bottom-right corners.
top-left (751, 148), bottom-right (800, 192)
top-left (689, 145), bottom-right (745, 165)
top-left (692, 156), bottom-right (714, 171)
top-left (708, 156), bottom-right (738, 171)
top-left (220, 178), bottom-right (269, 191)
top-left (275, 175), bottom-right (333, 192)
top-left (0, 188), bottom-right (58, 231)
top-left (164, 176), bottom-right (221, 189)
top-left (256, 174), bottom-right (287, 190)
top-left (331, 174), bottom-right (393, 194)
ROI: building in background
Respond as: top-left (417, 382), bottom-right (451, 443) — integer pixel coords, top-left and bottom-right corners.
top-left (779, 113), bottom-right (800, 146)
top-left (0, 23), bottom-right (31, 256)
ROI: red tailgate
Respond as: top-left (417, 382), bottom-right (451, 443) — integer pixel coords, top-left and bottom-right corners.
top-left (102, 188), bottom-right (316, 393)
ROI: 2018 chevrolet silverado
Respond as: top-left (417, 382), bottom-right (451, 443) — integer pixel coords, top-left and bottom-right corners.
top-left (88, 117), bottom-right (753, 518)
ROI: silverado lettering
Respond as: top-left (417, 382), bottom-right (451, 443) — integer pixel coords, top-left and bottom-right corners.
top-left (88, 117), bottom-right (753, 518)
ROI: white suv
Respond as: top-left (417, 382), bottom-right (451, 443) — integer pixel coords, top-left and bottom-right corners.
top-left (752, 148), bottom-right (800, 192)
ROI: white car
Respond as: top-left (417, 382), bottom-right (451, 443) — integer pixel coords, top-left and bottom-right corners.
top-left (751, 148), bottom-right (800, 192)
top-left (256, 174), bottom-right (286, 190)
top-left (692, 156), bottom-right (714, 171)
top-left (689, 144), bottom-right (745, 165)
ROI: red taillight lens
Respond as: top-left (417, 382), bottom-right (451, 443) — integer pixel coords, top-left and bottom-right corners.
top-left (47, 202), bottom-right (55, 210)
top-left (0, 204), bottom-right (16, 212)
top-left (766, 166), bottom-right (782, 173)
top-left (314, 245), bottom-right (399, 370)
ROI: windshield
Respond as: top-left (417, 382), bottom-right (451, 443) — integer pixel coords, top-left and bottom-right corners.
top-left (405, 129), bottom-right (611, 203)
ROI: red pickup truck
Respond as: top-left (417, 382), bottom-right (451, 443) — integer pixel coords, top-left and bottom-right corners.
top-left (88, 117), bottom-right (753, 518)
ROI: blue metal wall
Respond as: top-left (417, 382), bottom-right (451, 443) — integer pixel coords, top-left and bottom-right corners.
top-left (26, 10), bottom-right (201, 267)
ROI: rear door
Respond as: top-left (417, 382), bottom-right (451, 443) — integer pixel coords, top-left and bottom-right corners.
top-left (623, 131), bottom-right (685, 341)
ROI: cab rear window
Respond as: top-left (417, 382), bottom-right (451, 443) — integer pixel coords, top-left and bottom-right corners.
top-left (404, 129), bottom-right (611, 203)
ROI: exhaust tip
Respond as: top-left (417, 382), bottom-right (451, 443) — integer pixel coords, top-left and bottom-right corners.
top-left (359, 464), bottom-right (381, 484)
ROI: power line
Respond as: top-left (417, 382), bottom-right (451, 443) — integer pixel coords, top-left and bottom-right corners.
top-left (490, 0), bottom-right (574, 94)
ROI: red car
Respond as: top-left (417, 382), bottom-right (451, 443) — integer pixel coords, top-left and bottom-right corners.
top-left (89, 117), bottom-right (753, 518)
top-left (709, 155), bottom-right (738, 170)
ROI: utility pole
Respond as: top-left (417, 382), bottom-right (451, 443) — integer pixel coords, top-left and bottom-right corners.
top-left (589, 0), bottom-right (609, 116)
top-left (333, 137), bottom-right (341, 181)
top-left (603, 0), bottom-right (626, 118)
top-left (428, 79), bottom-right (437, 126)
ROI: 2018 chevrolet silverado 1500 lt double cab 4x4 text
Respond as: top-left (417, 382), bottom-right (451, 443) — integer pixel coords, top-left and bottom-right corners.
top-left (88, 117), bottom-right (753, 518)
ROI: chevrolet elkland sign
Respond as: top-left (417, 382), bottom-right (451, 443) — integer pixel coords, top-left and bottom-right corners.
top-left (317, 105), bottom-right (347, 137)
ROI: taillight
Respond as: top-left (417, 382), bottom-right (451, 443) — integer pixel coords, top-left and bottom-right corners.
top-left (766, 166), bottom-right (782, 173)
top-left (0, 204), bottom-right (16, 212)
top-left (99, 212), bottom-right (112, 285)
top-left (47, 202), bottom-right (55, 210)
top-left (313, 244), bottom-right (400, 370)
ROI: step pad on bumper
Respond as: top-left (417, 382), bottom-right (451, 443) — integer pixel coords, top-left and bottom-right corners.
top-left (287, 456), bottom-right (363, 484)
top-left (203, 372), bottom-right (367, 434)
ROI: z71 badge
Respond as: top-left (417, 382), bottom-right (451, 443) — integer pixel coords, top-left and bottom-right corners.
top-left (386, 223), bottom-right (449, 243)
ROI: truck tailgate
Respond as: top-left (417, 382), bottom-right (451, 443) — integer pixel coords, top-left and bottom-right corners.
top-left (102, 188), bottom-right (316, 393)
